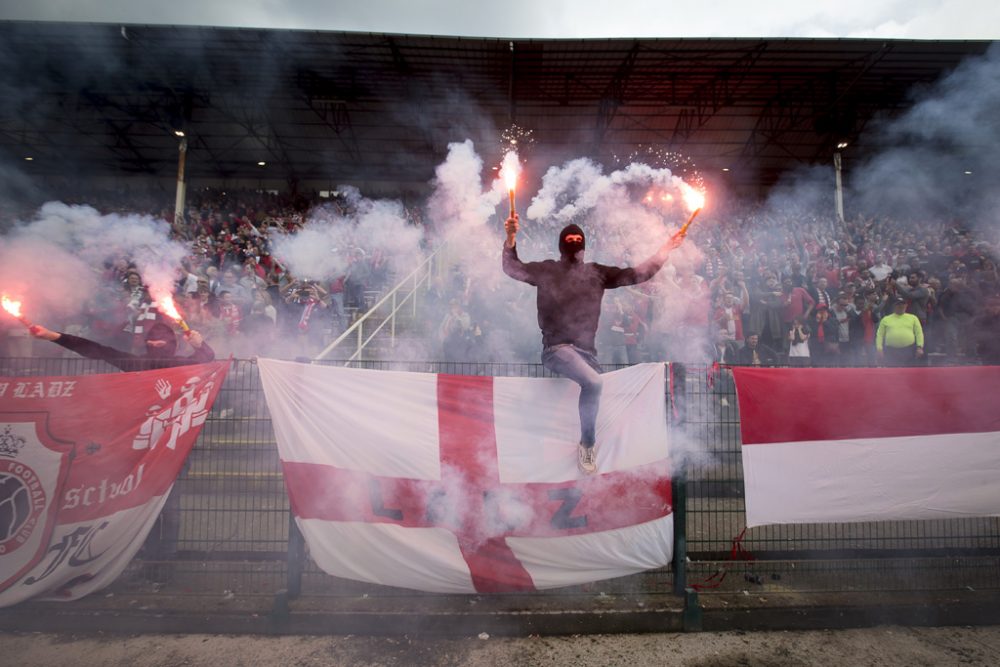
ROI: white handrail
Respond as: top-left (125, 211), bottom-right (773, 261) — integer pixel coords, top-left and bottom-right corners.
top-left (313, 245), bottom-right (443, 362)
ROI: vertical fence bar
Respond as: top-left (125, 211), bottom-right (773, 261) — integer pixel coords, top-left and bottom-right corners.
top-left (672, 471), bottom-right (688, 595)
top-left (286, 511), bottom-right (305, 599)
top-left (669, 362), bottom-right (688, 595)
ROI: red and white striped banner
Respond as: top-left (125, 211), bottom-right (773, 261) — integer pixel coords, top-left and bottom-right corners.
top-left (733, 366), bottom-right (1000, 527)
top-left (259, 359), bottom-right (673, 593)
top-left (0, 361), bottom-right (229, 607)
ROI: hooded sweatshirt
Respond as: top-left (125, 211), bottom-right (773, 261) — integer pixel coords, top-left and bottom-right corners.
top-left (54, 320), bottom-right (215, 372)
top-left (502, 224), bottom-right (668, 353)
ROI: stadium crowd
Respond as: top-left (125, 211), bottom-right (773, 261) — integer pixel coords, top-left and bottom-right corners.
top-left (2, 186), bottom-right (998, 366)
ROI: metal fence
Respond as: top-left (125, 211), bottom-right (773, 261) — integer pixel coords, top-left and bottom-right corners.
top-left (2, 355), bottom-right (998, 609)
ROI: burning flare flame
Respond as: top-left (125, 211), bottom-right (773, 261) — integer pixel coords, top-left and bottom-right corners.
top-left (152, 292), bottom-right (190, 332)
top-left (681, 184), bottom-right (706, 213)
top-left (500, 150), bottom-right (520, 192)
top-left (677, 183), bottom-right (707, 238)
top-left (1, 295), bottom-right (24, 320)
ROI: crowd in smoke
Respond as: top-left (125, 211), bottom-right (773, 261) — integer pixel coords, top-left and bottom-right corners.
top-left (0, 187), bottom-right (427, 360)
top-left (1, 160), bottom-right (998, 368)
top-left (1, 46), bottom-right (998, 369)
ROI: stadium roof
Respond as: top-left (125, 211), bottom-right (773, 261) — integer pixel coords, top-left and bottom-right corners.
top-left (0, 21), bottom-right (993, 191)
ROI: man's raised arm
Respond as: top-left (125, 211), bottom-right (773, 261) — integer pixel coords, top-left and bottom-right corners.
top-left (608, 229), bottom-right (686, 287)
top-left (502, 213), bottom-right (534, 284)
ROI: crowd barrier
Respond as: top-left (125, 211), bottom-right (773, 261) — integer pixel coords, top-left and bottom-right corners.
top-left (1, 356), bottom-right (997, 613)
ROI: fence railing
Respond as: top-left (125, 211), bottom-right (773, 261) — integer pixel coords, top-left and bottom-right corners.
top-left (2, 356), bottom-right (997, 606)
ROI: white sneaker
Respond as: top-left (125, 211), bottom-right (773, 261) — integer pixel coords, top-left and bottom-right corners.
top-left (578, 444), bottom-right (597, 474)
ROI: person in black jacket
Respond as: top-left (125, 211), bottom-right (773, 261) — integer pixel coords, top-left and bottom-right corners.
top-left (29, 320), bottom-right (214, 370)
top-left (735, 333), bottom-right (779, 366)
top-left (502, 212), bottom-right (684, 474)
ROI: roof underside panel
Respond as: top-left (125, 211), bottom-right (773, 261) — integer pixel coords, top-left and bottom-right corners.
top-left (0, 22), bottom-right (992, 188)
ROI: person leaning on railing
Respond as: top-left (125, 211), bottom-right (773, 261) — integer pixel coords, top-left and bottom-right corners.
top-left (28, 320), bottom-right (214, 371)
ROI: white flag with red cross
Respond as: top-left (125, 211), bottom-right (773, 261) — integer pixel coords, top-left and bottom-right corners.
top-left (258, 359), bottom-right (673, 593)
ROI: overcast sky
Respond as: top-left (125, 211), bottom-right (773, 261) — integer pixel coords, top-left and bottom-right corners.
top-left (0, 0), bottom-right (997, 39)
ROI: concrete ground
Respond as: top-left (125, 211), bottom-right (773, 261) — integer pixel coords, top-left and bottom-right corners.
top-left (2, 626), bottom-right (1000, 666)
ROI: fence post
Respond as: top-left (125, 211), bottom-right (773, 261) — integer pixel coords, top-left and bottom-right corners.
top-left (286, 511), bottom-right (305, 599)
top-left (672, 470), bottom-right (688, 595)
top-left (669, 362), bottom-right (688, 596)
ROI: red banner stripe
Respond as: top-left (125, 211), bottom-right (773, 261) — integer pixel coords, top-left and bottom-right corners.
top-left (435, 373), bottom-right (534, 591)
top-left (734, 366), bottom-right (1000, 445)
top-left (281, 461), bottom-right (671, 537)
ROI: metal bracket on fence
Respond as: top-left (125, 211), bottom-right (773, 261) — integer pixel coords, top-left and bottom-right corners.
top-left (286, 511), bottom-right (305, 600)
top-left (682, 587), bottom-right (703, 632)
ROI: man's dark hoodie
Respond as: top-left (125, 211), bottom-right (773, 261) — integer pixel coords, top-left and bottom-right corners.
top-left (54, 321), bottom-right (215, 372)
top-left (503, 224), bottom-right (668, 353)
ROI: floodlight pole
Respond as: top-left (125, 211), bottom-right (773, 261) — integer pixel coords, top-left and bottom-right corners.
top-left (174, 136), bottom-right (188, 230)
top-left (834, 151), bottom-right (845, 224)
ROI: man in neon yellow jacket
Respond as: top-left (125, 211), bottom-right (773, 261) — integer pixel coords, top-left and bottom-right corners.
top-left (876, 297), bottom-right (924, 367)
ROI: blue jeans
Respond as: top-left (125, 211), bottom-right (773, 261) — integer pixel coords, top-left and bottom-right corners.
top-left (542, 344), bottom-right (603, 448)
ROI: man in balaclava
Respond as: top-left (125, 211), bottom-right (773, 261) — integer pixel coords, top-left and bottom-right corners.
top-left (30, 319), bottom-right (214, 371)
top-left (502, 212), bottom-right (684, 473)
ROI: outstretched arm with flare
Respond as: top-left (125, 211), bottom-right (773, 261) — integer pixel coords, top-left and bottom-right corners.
top-left (30, 324), bottom-right (207, 349)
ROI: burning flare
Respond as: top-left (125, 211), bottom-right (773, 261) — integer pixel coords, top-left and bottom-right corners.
top-left (153, 292), bottom-right (190, 332)
top-left (1, 294), bottom-right (31, 327)
top-left (681, 184), bottom-right (705, 213)
top-left (500, 151), bottom-right (521, 216)
top-left (678, 183), bottom-right (706, 237)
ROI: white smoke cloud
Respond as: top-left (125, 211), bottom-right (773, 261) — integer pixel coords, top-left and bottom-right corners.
top-left (0, 202), bottom-right (189, 322)
top-left (271, 187), bottom-right (424, 283)
top-left (847, 44), bottom-right (1000, 227)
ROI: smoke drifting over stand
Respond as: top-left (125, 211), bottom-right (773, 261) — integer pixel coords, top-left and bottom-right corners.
top-left (848, 43), bottom-right (1000, 230)
top-left (0, 202), bottom-right (189, 323)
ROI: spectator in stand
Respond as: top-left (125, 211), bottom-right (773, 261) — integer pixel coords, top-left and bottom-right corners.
top-left (786, 316), bottom-right (811, 367)
top-left (971, 296), bottom-right (1000, 364)
top-left (781, 276), bottom-right (815, 337)
top-left (217, 291), bottom-right (242, 336)
top-left (830, 292), bottom-right (859, 365)
top-left (600, 297), bottom-right (628, 365)
top-left (205, 266), bottom-right (222, 296)
top-left (810, 303), bottom-right (840, 365)
top-left (439, 298), bottom-right (473, 362)
top-left (748, 274), bottom-right (785, 350)
top-left (286, 281), bottom-right (329, 353)
top-left (219, 268), bottom-right (251, 309)
top-left (621, 298), bottom-right (647, 365)
top-left (345, 248), bottom-right (371, 310)
top-left (937, 273), bottom-right (977, 356)
top-left (808, 276), bottom-right (834, 312)
top-left (896, 271), bottom-right (931, 327)
top-left (856, 292), bottom-right (882, 366)
top-left (713, 287), bottom-right (748, 347)
top-left (876, 296), bottom-right (924, 367)
top-left (736, 333), bottom-right (778, 366)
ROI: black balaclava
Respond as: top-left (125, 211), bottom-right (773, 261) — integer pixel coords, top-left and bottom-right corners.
top-left (145, 321), bottom-right (178, 359)
top-left (558, 224), bottom-right (586, 262)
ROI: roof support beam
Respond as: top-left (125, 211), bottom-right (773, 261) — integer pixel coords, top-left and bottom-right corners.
top-left (593, 41), bottom-right (641, 150)
top-left (670, 43), bottom-right (768, 145)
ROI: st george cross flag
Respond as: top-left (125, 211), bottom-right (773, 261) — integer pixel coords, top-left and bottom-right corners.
top-left (733, 366), bottom-right (1000, 528)
top-left (258, 359), bottom-right (673, 593)
top-left (0, 361), bottom-right (229, 607)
